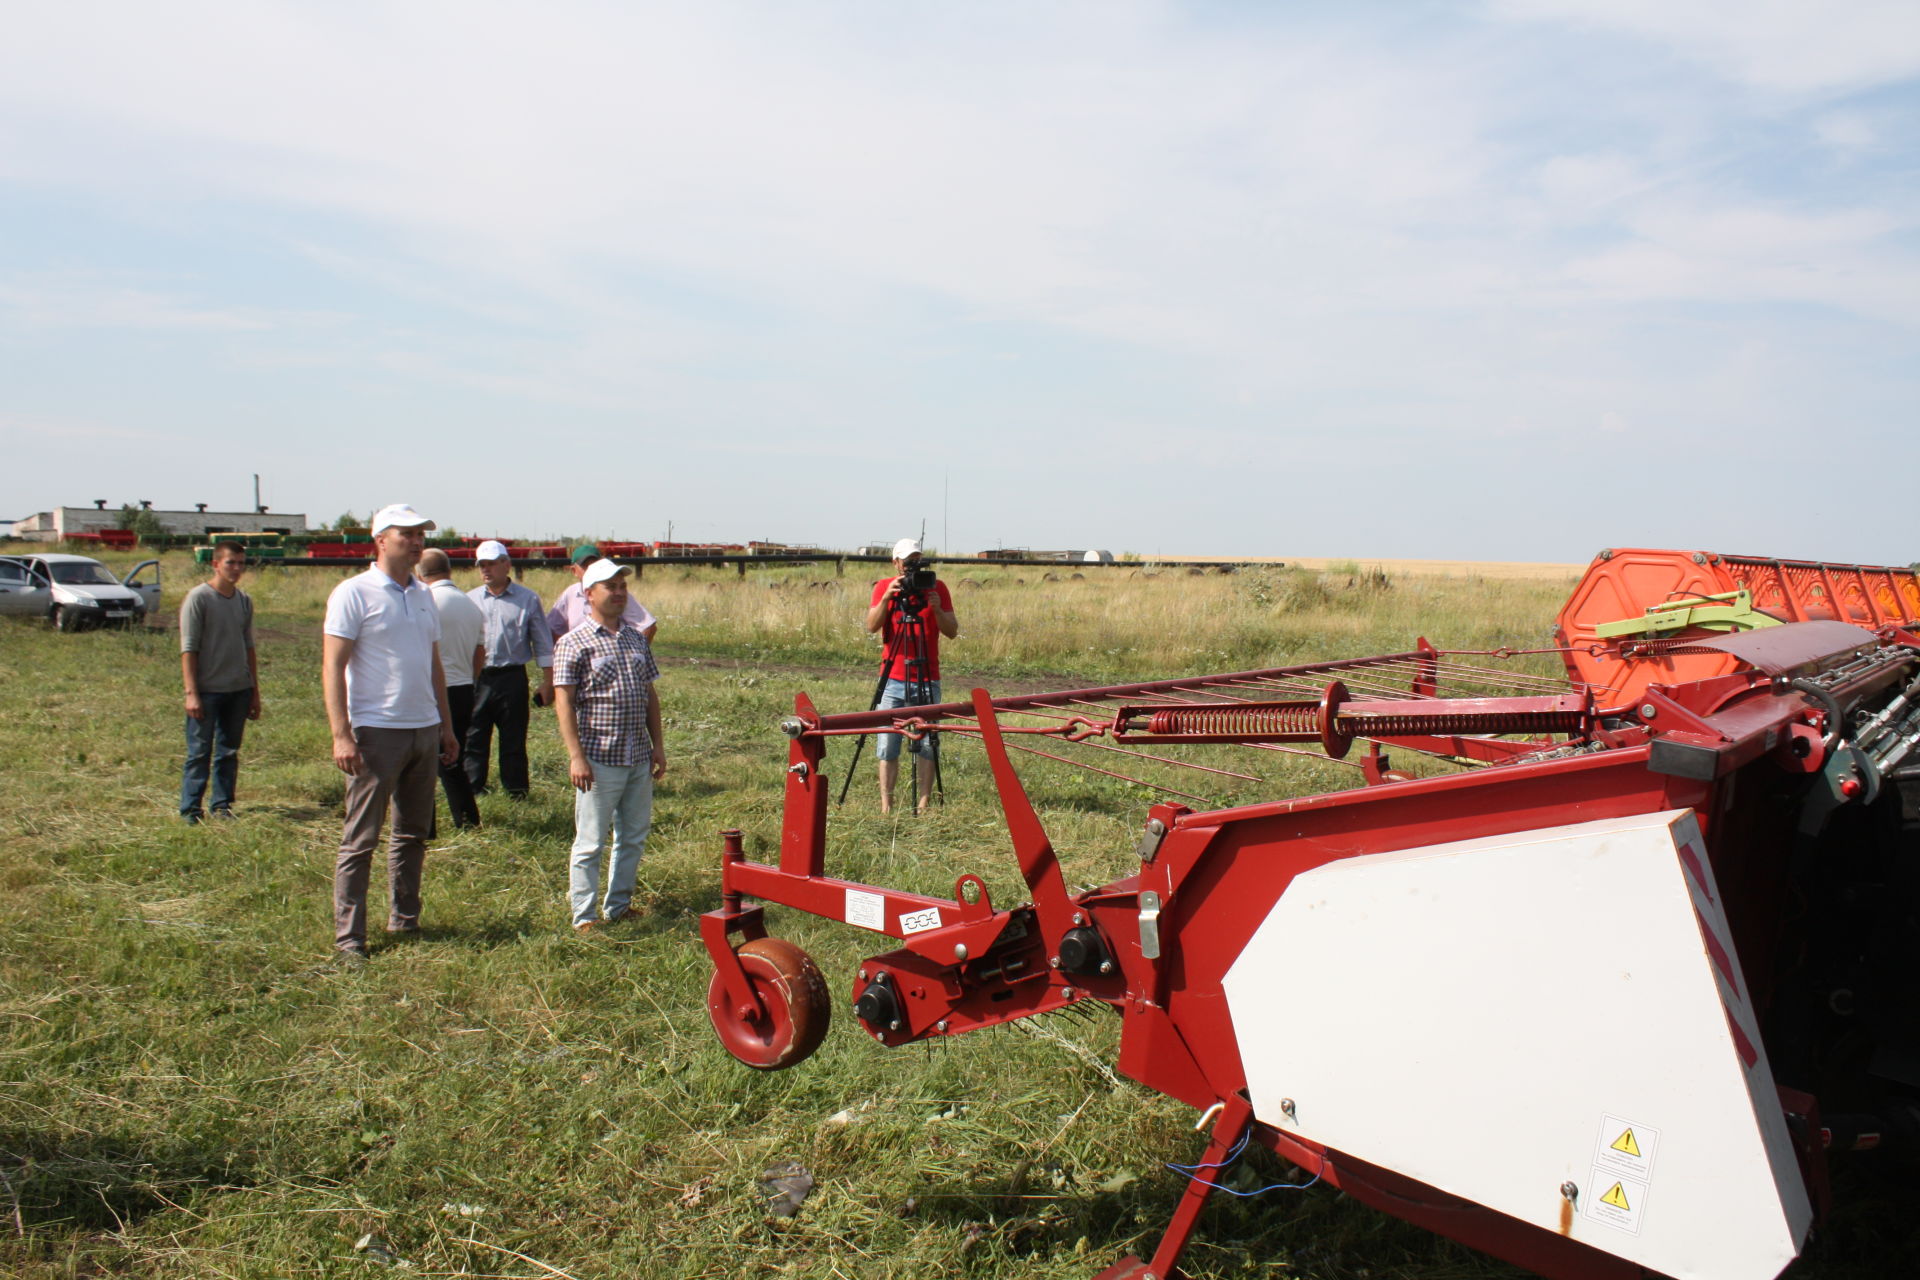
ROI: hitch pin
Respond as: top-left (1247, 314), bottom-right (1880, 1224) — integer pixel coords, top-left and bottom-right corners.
top-left (1194, 1101), bottom-right (1224, 1132)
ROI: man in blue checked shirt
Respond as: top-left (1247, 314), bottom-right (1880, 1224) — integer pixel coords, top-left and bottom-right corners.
top-left (465, 540), bottom-right (554, 800)
top-left (553, 559), bottom-right (666, 933)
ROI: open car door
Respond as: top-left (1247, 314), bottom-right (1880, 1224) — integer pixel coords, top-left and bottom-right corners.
top-left (123, 559), bottom-right (161, 617)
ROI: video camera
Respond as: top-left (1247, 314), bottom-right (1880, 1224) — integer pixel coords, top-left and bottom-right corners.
top-left (892, 562), bottom-right (938, 617)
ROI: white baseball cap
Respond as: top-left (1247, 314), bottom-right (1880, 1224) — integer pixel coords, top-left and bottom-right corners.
top-left (581, 559), bottom-right (631, 590)
top-left (371, 503), bottom-right (436, 535)
top-left (892, 538), bottom-right (922, 560)
top-left (475, 539), bottom-right (510, 562)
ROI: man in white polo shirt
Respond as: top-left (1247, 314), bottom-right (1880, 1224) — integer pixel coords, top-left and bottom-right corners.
top-left (321, 503), bottom-right (460, 962)
top-left (420, 547), bottom-right (484, 831)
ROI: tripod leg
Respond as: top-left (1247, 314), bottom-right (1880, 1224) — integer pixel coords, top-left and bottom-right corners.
top-left (895, 610), bottom-right (943, 815)
top-left (911, 752), bottom-right (935, 815)
top-left (850, 625), bottom-right (908, 808)
top-left (835, 734), bottom-right (869, 806)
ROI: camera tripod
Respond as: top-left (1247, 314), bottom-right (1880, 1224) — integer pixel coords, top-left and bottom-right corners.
top-left (836, 586), bottom-right (944, 812)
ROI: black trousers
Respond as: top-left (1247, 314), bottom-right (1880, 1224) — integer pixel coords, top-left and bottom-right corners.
top-left (438, 683), bottom-right (481, 828)
top-left (465, 665), bottom-right (531, 798)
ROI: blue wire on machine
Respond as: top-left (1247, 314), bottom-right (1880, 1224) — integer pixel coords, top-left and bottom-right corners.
top-left (1165, 1130), bottom-right (1251, 1172)
top-left (1164, 1130), bottom-right (1324, 1196)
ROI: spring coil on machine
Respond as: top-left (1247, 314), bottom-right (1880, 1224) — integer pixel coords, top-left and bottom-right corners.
top-left (1144, 705), bottom-right (1320, 736)
top-left (1143, 706), bottom-right (1586, 738)
top-left (1118, 679), bottom-right (1594, 760)
top-left (1122, 680), bottom-right (1357, 757)
top-left (1348, 710), bottom-right (1589, 736)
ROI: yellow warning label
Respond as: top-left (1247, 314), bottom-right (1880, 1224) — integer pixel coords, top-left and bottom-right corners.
top-left (1601, 1182), bottom-right (1631, 1211)
top-left (1610, 1128), bottom-right (1641, 1158)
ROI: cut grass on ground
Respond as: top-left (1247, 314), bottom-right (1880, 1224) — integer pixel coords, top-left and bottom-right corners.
top-left (0, 555), bottom-right (1908, 1278)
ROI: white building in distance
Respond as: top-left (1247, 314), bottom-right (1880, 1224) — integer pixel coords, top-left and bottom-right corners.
top-left (9, 501), bottom-right (309, 541)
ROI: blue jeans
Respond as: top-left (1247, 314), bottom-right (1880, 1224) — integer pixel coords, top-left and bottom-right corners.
top-left (570, 759), bottom-right (654, 925)
top-left (180, 688), bottom-right (252, 818)
top-left (875, 678), bottom-right (941, 761)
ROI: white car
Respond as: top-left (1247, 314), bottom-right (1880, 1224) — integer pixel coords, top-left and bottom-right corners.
top-left (0, 553), bottom-right (161, 630)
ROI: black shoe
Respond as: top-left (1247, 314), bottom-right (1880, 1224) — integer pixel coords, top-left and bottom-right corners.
top-left (337, 943), bottom-right (370, 968)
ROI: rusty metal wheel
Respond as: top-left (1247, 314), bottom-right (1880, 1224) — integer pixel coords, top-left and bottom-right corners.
top-left (707, 937), bottom-right (831, 1070)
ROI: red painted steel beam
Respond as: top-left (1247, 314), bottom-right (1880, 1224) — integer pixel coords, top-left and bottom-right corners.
top-left (797, 651), bottom-right (1441, 734)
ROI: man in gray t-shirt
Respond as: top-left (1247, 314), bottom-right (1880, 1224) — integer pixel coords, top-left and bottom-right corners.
top-left (179, 540), bottom-right (261, 822)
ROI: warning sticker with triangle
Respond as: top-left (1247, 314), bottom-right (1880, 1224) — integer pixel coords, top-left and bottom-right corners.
top-left (1593, 1112), bottom-right (1659, 1182)
top-left (1585, 1114), bottom-right (1657, 1234)
top-left (1584, 1168), bottom-right (1648, 1234)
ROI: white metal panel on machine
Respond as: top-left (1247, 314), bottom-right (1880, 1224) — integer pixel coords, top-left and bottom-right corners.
top-left (1221, 810), bottom-right (1810, 1280)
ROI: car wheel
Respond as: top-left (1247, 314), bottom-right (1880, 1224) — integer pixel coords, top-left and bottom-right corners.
top-left (54, 606), bottom-right (81, 633)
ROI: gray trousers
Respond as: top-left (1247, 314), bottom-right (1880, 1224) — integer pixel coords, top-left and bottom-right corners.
top-left (334, 724), bottom-right (439, 951)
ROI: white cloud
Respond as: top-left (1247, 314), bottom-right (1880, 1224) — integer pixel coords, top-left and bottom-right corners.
top-left (0, 279), bottom-right (293, 333)
top-left (1534, 153), bottom-right (1649, 216)
top-left (0, 413), bottom-right (177, 444)
top-left (1493, 0), bottom-right (1920, 93)
top-left (0, 2), bottom-right (1915, 559)
top-left (1556, 201), bottom-right (1920, 325)
top-left (1814, 112), bottom-right (1878, 153)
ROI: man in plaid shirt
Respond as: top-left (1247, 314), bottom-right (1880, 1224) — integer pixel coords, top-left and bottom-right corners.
top-left (552, 559), bottom-right (667, 933)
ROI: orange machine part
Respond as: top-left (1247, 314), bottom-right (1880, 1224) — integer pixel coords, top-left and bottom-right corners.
top-left (1554, 549), bottom-right (1920, 706)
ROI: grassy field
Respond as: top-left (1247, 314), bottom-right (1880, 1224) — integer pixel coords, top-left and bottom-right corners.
top-left (0, 551), bottom-right (1907, 1279)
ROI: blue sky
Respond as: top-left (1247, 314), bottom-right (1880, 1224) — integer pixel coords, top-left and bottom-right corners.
top-left (2, 1), bottom-right (1916, 562)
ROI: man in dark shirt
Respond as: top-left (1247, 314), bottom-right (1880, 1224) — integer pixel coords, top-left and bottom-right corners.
top-left (465, 540), bottom-right (554, 799)
top-left (178, 540), bottom-right (260, 822)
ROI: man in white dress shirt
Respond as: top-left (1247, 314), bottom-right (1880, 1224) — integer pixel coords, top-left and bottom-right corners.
top-left (420, 548), bottom-right (484, 830)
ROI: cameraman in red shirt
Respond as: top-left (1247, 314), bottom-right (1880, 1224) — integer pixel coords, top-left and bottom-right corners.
top-left (863, 538), bottom-right (958, 814)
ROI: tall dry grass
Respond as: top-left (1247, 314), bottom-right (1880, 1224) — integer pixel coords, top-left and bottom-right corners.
top-left (87, 550), bottom-right (1577, 684)
top-left (587, 560), bottom-right (1578, 682)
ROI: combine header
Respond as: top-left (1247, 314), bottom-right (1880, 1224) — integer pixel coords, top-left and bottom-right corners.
top-left (701, 548), bottom-right (1920, 1280)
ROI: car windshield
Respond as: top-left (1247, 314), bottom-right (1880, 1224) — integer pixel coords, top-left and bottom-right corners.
top-left (48, 562), bottom-right (120, 586)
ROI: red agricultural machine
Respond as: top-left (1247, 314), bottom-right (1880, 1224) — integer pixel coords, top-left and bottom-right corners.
top-left (701, 548), bottom-right (1920, 1280)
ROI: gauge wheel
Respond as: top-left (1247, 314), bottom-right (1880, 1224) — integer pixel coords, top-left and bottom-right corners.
top-left (707, 936), bottom-right (831, 1070)
top-left (53, 606), bottom-right (81, 633)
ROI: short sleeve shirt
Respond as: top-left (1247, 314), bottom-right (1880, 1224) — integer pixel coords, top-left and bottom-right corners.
top-left (179, 583), bottom-right (256, 694)
top-left (428, 579), bottom-right (485, 687)
top-left (547, 581), bottom-right (657, 641)
top-left (324, 568), bottom-right (443, 729)
top-left (553, 620), bottom-right (660, 767)
top-left (870, 578), bottom-right (954, 681)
